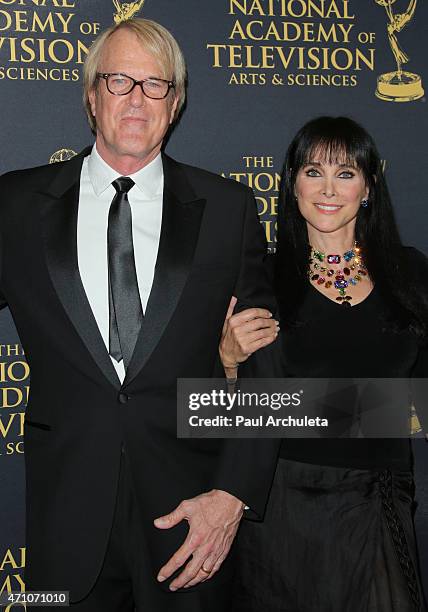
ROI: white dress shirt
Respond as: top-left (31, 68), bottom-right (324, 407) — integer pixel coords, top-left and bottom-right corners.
top-left (77, 145), bottom-right (163, 382)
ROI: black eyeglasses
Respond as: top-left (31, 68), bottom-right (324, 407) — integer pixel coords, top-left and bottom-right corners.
top-left (97, 73), bottom-right (175, 99)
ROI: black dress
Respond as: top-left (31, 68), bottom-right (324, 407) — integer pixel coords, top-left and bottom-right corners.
top-left (232, 263), bottom-right (428, 611)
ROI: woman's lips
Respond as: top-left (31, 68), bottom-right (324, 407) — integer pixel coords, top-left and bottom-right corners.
top-left (314, 203), bottom-right (342, 214)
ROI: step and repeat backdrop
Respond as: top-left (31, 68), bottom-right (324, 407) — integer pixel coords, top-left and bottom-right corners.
top-left (0, 0), bottom-right (427, 606)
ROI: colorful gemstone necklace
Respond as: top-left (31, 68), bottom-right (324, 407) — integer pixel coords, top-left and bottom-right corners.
top-left (308, 243), bottom-right (367, 307)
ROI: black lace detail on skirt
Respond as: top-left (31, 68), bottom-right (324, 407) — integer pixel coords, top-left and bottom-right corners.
top-left (379, 469), bottom-right (420, 610)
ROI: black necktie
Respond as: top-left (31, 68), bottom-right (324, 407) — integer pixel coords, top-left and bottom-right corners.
top-left (108, 177), bottom-right (143, 369)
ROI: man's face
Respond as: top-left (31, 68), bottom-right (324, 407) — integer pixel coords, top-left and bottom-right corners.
top-left (89, 29), bottom-right (178, 170)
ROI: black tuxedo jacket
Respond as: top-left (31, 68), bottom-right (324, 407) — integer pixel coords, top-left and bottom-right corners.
top-left (0, 149), bottom-right (280, 601)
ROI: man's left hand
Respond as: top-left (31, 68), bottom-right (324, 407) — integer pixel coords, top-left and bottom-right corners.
top-left (154, 489), bottom-right (244, 590)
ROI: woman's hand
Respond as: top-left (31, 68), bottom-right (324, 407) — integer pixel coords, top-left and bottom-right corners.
top-left (219, 296), bottom-right (279, 377)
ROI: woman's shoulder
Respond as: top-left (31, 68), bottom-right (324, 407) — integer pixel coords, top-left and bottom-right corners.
top-left (399, 248), bottom-right (428, 320)
top-left (400, 246), bottom-right (428, 276)
top-left (402, 245), bottom-right (428, 261)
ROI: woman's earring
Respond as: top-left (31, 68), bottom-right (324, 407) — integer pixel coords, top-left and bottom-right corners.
top-left (361, 199), bottom-right (369, 208)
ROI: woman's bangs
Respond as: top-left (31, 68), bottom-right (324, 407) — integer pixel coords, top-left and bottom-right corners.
top-left (301, 136), bottom-right (361, 169)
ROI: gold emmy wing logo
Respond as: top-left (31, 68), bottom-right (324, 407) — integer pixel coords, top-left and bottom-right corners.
top-left (410, 405), bottom-right (422, 435)
top-left (113, 0), bottom-right (146, 24)
top-left (375, 0), bottom-right (424, 102)
top-left (49, 149), bottom-right (77, 164)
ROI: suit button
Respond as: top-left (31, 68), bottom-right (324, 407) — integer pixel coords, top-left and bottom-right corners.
top-left (118, 393), bottom-right (130, 404)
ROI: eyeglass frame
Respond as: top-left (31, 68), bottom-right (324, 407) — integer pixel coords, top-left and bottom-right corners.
top-left (97, 72), bottom-right (176, 99)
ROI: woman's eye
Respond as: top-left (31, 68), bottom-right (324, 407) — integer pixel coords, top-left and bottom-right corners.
top-left (306, 168), bottom-right (320, 177)
top-left (338, 171), bottom-right (355, 178)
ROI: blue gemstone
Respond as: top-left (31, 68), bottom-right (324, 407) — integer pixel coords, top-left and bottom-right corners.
top-left (344, 250), bottom-right (355, 262)
top-left (349, 278), bottom-right (357, 285)
top-left (334, 280), bottom-right (348, 289)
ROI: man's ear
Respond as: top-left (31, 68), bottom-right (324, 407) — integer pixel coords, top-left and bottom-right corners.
top-left (169, 95), bottom-right (179, 125)
top-left (89, 88), bottom-right (97, 118)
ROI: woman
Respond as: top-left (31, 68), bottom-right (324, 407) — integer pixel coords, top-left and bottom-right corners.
top-left (220, 117), bottom-right (428, 611)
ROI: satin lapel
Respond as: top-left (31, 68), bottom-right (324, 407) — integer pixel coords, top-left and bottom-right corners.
top-left (41, 152), bottom-right (121, 390)
top-left (124, 156), bottom-right (206, 385)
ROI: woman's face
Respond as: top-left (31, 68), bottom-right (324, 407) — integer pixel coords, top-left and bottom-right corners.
top-left (294, 155), bottom-right (369, 238)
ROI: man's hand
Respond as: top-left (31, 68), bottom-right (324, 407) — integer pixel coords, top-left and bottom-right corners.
top-left (219, 296), bottom-right (279, 375)
top-left (154, 489), bottom-right (244, 590)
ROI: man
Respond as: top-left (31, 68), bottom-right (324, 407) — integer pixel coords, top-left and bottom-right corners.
top-left (0, 18), bottom-right (279, 611)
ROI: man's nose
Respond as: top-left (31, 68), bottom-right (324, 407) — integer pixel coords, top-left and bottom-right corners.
top-left (128, 84), bottom-right (146, 107)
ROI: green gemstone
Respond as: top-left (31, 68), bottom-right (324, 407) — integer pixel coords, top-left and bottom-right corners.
top-left (339, 288), bottom-right (346, 296)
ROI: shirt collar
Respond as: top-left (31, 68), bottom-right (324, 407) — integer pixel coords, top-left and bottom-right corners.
top-left (87, 144), bottom-right (163, 199)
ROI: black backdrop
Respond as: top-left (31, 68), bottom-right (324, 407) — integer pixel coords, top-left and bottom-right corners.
top-left (0, 0), bottom-right (427, 605)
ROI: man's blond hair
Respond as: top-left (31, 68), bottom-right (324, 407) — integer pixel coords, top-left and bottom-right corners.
top-left (83, 18), bottom-right (186, 132)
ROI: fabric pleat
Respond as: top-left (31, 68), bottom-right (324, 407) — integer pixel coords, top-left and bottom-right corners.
top-left (232, 458), bottom-right (427, 612)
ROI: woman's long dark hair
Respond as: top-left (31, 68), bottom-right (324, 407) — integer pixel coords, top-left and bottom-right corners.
top-left (275, 116), bottom-right (428, 340)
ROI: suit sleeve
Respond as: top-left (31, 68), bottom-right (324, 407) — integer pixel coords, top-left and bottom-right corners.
top-left (233, 188), bottom-right (276, 315)
top-left (211, 188), bottom-right (282, 520)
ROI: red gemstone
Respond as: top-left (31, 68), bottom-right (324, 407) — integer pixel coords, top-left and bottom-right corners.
top-left (317, 277), bottom-right (325, 285)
